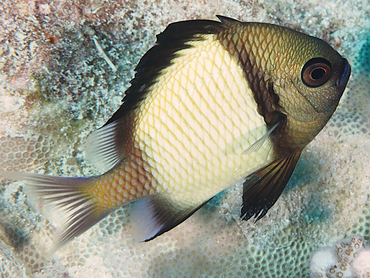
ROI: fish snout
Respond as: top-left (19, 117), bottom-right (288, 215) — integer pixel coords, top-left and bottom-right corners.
top-left (336, 58), bottom-right (351, 89)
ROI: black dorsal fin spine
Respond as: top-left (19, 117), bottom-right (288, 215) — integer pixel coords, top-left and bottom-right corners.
top-left (216, 15), bottom-right (241, 24)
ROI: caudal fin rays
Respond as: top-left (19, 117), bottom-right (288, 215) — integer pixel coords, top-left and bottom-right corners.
top-left (1, 171), bottom-right (109, 252)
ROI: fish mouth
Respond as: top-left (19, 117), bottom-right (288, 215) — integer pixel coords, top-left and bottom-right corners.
top-left (336, 58), bottom-right (351, 89)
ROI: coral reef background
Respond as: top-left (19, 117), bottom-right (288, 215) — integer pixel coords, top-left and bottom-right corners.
top-left (0, 0), bottom-right (370, 277)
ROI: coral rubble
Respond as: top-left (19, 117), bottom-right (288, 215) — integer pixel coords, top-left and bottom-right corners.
top-left (1, 0), bottom-right (370, 277)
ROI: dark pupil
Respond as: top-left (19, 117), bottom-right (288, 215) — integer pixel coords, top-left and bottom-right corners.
top-left (311, 68), bottom-right (326, 80)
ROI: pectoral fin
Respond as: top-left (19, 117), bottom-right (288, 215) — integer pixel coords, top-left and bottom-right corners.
top-left (130, 195), bottom-right (210, 241)
top-left (241, 152), bottom-right (301, 221)
top-left (241, 119), bottom-right (280, 155)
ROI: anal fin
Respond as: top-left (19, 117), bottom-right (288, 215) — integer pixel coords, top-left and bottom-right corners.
top-left (130, 195), bottom-right (209, 241)
top-left (241, 152), bottom-right (301, 221)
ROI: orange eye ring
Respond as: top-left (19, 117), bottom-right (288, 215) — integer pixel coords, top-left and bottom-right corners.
top-left (301, 58), bottom-right (332, 87)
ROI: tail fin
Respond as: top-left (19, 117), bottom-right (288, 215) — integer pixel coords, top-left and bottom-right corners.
top-left (1, 171), bottom-right (109, 252)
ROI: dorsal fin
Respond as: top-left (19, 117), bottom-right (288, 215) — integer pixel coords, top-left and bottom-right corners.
top-left (85, 121), bottom-right (124, 172)
top-left (103, 17), bottom-right (225, 126)
top-left (87, 17), bottom-right (230, 171)
top-left (216, 15), bottom-right (241, 24)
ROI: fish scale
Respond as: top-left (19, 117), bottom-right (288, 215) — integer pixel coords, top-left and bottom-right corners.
top-left (1, 16), bottom-right (350, 249)
top-left (134, 34), bottom-right (270, 208)
top-left (85, 152), bottom-right (155, 210)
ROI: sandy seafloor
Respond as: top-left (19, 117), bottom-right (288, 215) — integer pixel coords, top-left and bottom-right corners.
top-left (0, 0), bottom-right (370, 277)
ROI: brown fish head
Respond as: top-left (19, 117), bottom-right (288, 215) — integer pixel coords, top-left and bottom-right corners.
top-left (268, 29), bottom-right (351, 152)
top-left (216, 20), bottom-right (350, 154)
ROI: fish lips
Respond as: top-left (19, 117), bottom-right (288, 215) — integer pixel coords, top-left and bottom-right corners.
top-left (336, 58), bottom-right (351, 89)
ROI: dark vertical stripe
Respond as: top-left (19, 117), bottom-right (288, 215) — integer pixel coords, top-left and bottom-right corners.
top-left (215, 23), bottom-right (300, 157)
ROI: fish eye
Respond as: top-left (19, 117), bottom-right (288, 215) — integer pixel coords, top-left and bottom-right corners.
top-left (301, 58), bottom-right (332, 87)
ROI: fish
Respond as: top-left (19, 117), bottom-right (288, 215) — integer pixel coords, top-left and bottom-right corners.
top-left (1, 16), bottom-right (351, 251)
